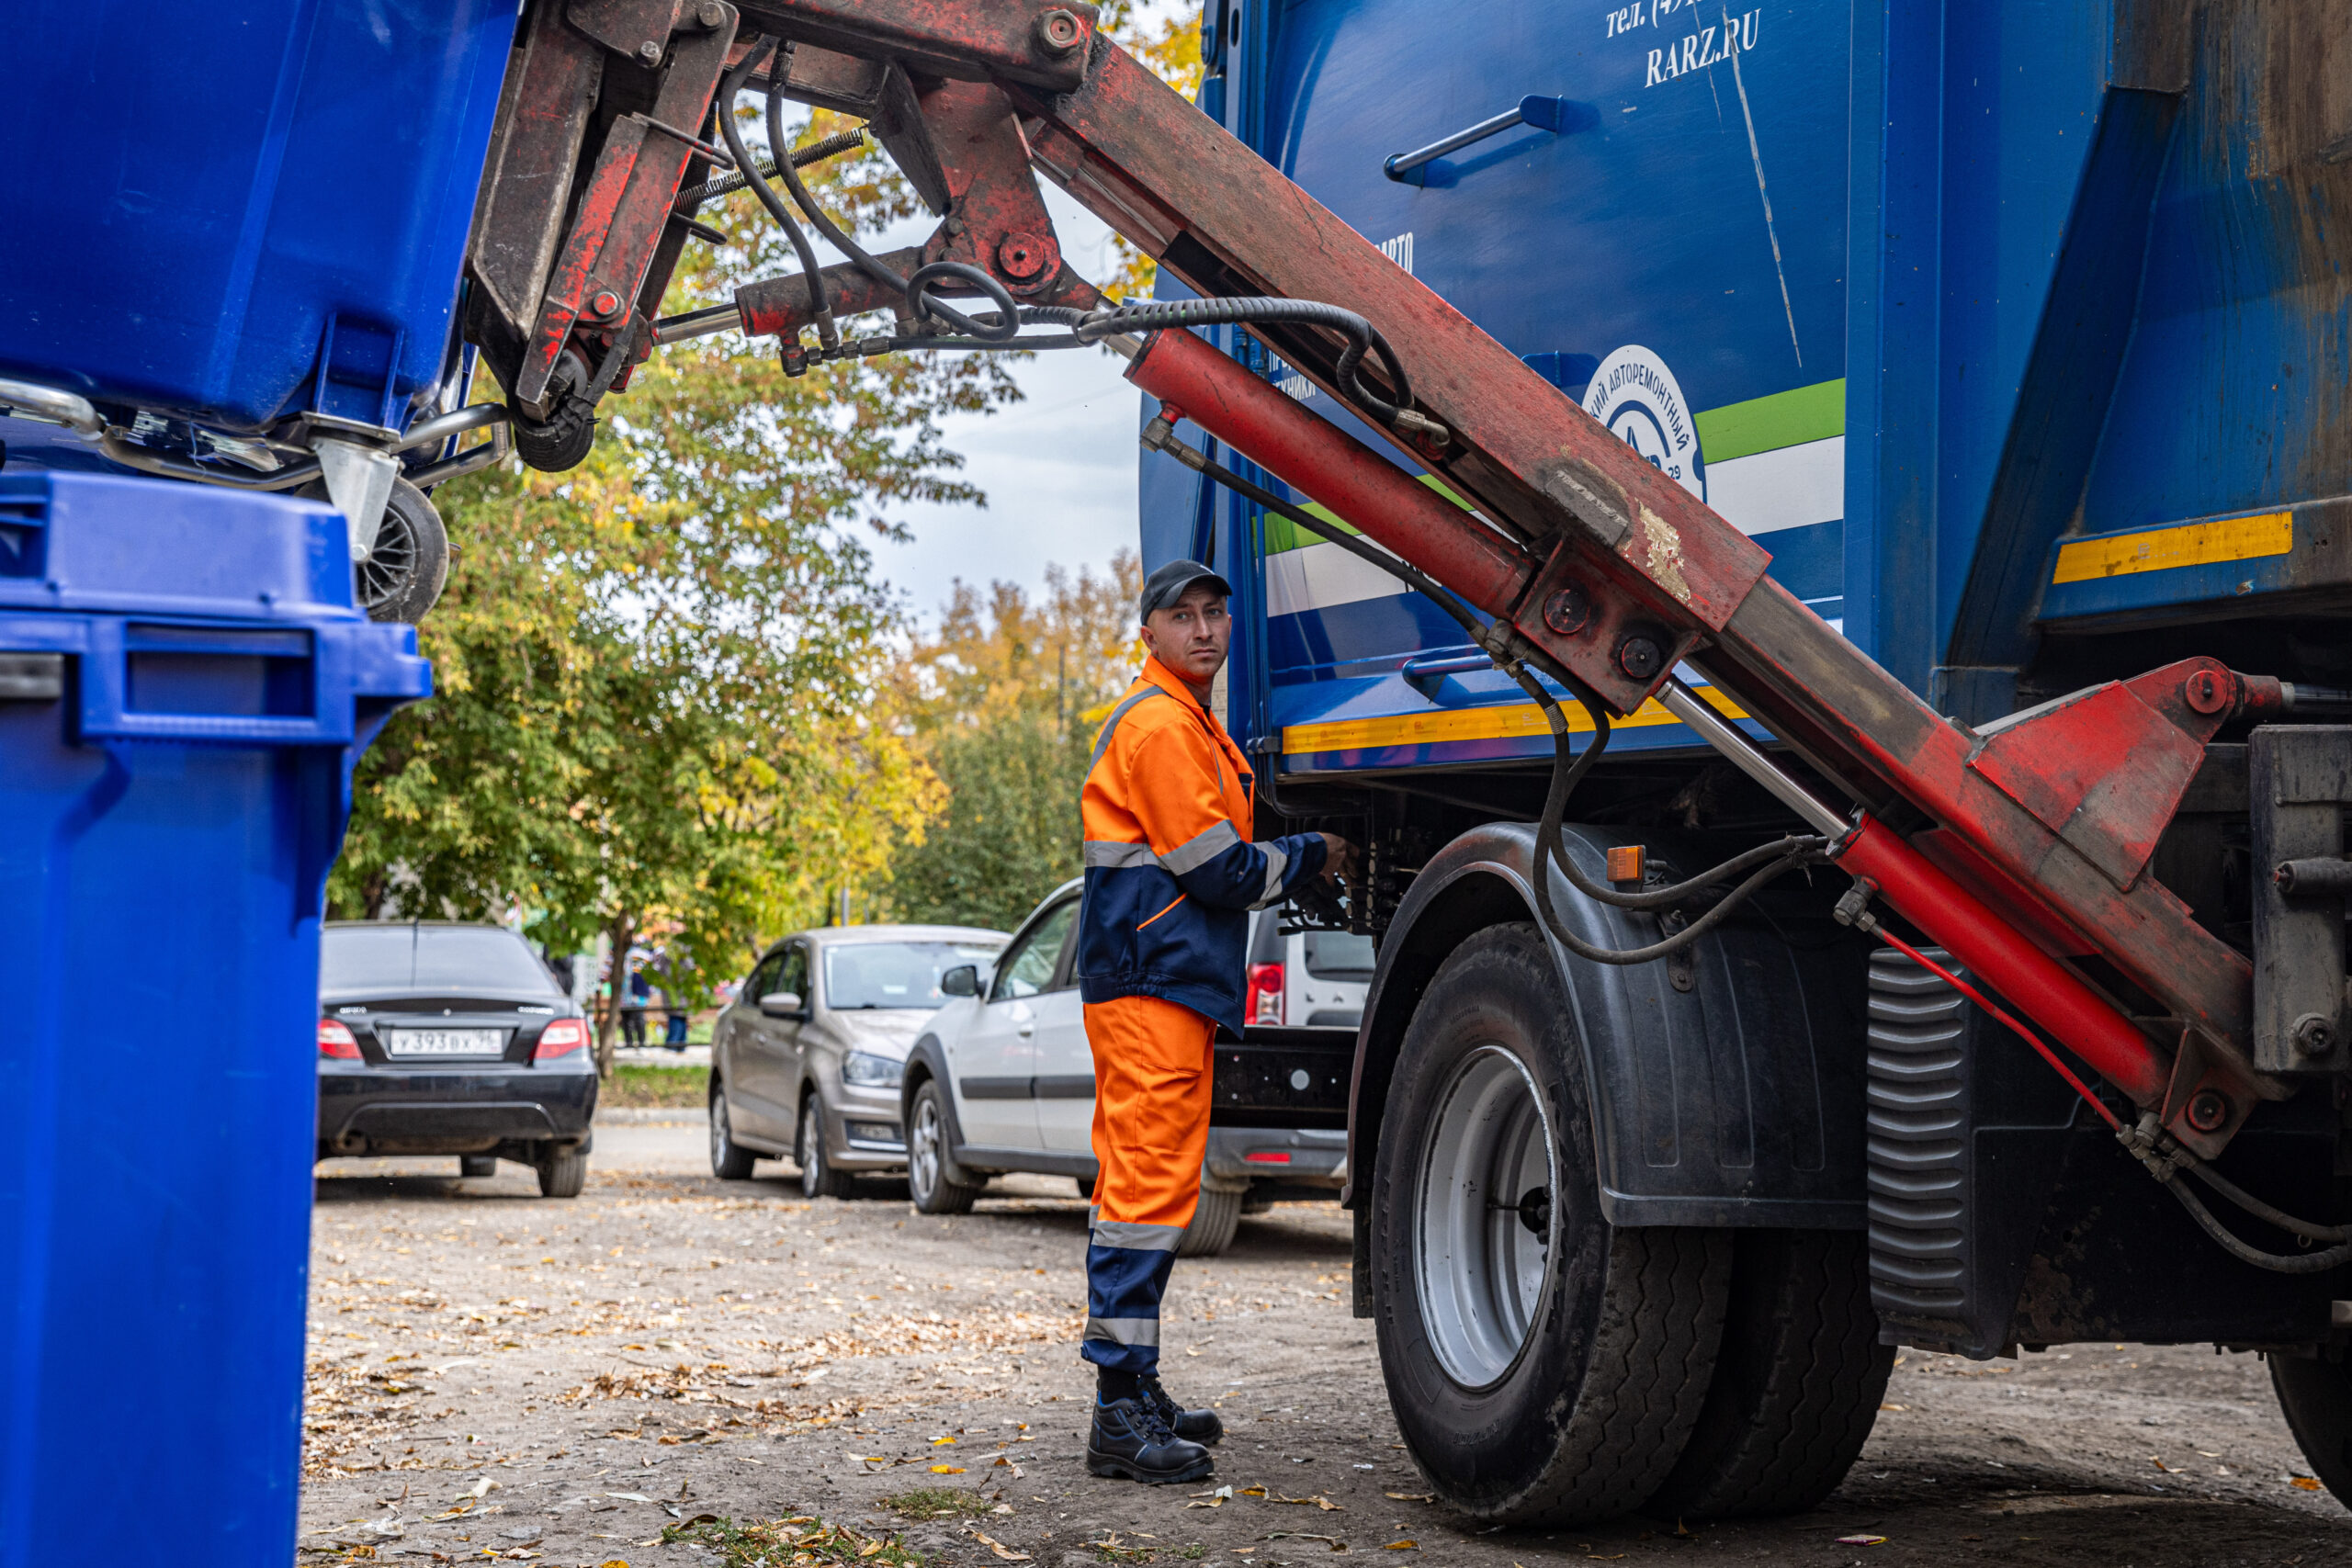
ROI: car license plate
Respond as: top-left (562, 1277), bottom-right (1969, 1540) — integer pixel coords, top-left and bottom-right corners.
top-left (382, 1028), bottom-right (506, 1057)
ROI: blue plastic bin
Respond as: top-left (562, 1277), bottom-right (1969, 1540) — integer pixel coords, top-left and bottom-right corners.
top-left (0, 472), bottom-right (429, 1565)
top-left (0, 0), bottom-right (519, 434)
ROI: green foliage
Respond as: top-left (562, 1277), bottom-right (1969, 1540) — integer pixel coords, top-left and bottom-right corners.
top-left (882, 557), bottom-right (1144, 931)
top-left (886, 710), bottom-right (1090, 932)
top-left (880, 1486), bottom-right (999, 1520)
top-left (603, 1063), bottom-right (712, 1109)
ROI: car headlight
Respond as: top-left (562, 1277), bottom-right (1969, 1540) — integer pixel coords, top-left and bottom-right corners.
top-left (842, 1051), bottom-right (903, 1088)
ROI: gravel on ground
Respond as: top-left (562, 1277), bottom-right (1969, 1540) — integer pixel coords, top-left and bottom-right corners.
top-left (298, 1113), bottom-right (2352, 1568)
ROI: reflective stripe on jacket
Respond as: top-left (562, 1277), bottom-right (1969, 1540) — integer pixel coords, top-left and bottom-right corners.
top-left (1075, 656), bottom-right (1329, 1032)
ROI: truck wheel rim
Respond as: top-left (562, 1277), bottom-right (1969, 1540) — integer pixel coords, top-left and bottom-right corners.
top-left (912, 1096), bottom-right (943, 1196)
top-left (1414, 1043), bottom-right (1555, 1389)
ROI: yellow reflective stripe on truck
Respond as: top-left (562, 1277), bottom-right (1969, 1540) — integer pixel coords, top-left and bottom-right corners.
top-left (2051, 511), bottom-right (2292, 584)
top-left (1283, 686), bottom-right (1749, 756)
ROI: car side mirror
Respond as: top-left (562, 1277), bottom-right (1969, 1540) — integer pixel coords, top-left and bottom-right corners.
top-left (759, 990), bottom-right (804, 1019)
top-left (939, 965), bottom-right (978, 998)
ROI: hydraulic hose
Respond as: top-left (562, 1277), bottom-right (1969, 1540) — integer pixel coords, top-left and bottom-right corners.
top-left (1087, 299), bottom-right (1418, 431)
top-left (2162, 1179), bottom-right (2352, 1274)
top-left (720, 38), bottom-right (838, 350)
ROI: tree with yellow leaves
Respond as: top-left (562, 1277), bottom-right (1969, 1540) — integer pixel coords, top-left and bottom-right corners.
top-left (884, 554), bottom-right (1145, 931)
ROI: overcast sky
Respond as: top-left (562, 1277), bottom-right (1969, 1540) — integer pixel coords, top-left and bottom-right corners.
top-left (865, 183), bottom-right (1142, 626)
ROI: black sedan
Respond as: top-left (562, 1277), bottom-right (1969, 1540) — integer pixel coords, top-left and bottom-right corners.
top-left (316, 921), bottom-right (596, 1196)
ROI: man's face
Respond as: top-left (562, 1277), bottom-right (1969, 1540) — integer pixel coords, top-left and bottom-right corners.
top-left (1140, 586), bottom-right (1231, 687)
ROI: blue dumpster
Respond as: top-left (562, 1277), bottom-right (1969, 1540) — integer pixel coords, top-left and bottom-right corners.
top-left (0, 471), bottom-right (430, 1565)
top-left (0, 0), bottom-right (519, 434)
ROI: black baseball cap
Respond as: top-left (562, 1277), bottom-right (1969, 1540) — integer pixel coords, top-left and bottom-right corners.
top-left (1139, 558), bottom-right (1233, 620)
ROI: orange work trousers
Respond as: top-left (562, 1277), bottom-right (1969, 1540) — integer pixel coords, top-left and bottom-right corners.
top-left (1084, 993), bottom-right (1216, 1232)
top-left (1080, 995), bottom-right (1215, 1372)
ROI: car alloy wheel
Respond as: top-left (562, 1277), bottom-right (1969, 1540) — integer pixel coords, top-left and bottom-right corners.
top-left (800, 1096), bottom-right (853, 1199)
top-left (709, 1081), bottom-right (755, 1179)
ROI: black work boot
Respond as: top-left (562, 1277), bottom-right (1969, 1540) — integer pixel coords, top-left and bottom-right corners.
top-left (1139, 1374), bottom-right (1224, 1445)
top-left (1087, 1396), bottom-right (1215, 1483)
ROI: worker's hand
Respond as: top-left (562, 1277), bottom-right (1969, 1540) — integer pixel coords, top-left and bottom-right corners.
top-left (1317, 832), bottom-right (1360, 885)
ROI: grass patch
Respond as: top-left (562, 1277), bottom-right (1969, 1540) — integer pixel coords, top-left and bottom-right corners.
top-left (603, 1062), bottom-right (711, 1108)
top-left (658, 1511), bottom-right (920, 1565)
top-left (880, 1486), bottom-right (998, 1521)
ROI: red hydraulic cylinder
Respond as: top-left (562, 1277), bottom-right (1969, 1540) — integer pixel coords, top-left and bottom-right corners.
top-left (1125, 325), bottom-right (1536, 616)
top-left (1840, 816), bottom-right (2174, 1113)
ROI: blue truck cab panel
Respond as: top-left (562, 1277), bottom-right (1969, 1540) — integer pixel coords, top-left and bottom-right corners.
top-left (1144, 0), bottom-right (2352, 762)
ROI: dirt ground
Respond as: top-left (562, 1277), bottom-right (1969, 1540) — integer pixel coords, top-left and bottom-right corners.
top-left (298, 1112), bottom-right (2352, 1568)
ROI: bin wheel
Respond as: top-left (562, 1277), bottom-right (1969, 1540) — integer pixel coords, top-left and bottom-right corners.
top-left (2271, 1348), bottom-right (2352, 1506)
top-left (536, 1145), bottom-right (588, 1198)
top-left (908, 1079), bottom-right (980, 1213)
top-left (798, 1097), bottom-right (855, 1200)
top-left (458, 1154), bottom-right (498, 1179)
top-left (356, 477), bottom-right (449, 624)
top-left (1645, 1229), bottom-right (1894, 1518)
top-left (709, 1077), bottom-right (758, 1179)
top-left (1177, 1185), bottom-right (1243, 1257)
top-left (1371, 921), bottom-right (1731, 1526)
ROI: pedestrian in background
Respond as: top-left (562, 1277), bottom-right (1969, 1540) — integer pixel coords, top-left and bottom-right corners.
top-left (1073, 559), bottom-right (1356, 1484)
top-left (621, 961), bottom-right (650, 1048)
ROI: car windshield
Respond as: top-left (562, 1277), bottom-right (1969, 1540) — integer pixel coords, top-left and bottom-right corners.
top-left (322, 925), bottom-right (562, 997)
top-left (824, 941), bottom-right (1002, 1010)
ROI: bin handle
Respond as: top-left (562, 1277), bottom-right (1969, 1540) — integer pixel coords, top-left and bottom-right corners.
top-left (76, 617), bottom-right (360, 746)
top-left (1384, 96), bottom-right (1598, 187)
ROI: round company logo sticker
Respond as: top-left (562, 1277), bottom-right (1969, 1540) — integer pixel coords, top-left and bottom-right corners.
top-left (1582, 345), bottom-right (1705, 501)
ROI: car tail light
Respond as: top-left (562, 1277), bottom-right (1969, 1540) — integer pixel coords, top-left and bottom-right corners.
top-left (535, 1018), bottom-right (589, 1060)
top-left (1244, 1149), bottom-right (1292, 1164)
top-left (318, 1019), bottom-right (361, 1059)
top-left (1247, 963), bottom-right (1284, 1025)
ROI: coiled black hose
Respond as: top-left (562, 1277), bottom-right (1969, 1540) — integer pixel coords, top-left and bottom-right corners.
top-left (719, 39), bottom-right (837, 350)
top-left (1084, 298), bottom-right (1414, 429)
top-left (2161, 1177), bottom-right (2352, 1274)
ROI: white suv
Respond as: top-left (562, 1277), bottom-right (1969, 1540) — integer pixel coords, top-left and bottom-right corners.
top-left (896, 881), bottom-right (1356, 1255)
top-left (1245, 909), bottom-right (1374, 1028)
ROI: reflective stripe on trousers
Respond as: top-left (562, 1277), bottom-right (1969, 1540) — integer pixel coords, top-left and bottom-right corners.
top-left (1079, 993), bottom-right (1214, 1374)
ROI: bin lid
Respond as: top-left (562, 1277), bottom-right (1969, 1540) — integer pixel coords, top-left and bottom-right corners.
top-left (0, 470), bottom-right (430, 746)
top-left (0, 470), bottom-right (357, 621)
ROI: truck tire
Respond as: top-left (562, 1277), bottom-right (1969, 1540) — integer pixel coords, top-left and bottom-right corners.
top-left (1646, 1229), bottom-right (1893, 1517)
top-left (1370, 921), bottom-right (1731, 1525)
top-left (908, 1079), bottom-right (981, 1213)
top-left (2270, 1349), bottom-right (2352, 1505)
top-left (1177, 1185), bottom-right (1242, 1257)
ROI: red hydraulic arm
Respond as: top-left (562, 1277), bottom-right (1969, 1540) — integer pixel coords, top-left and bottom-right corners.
top-left (529, 0), bottom-right (2281, 1156)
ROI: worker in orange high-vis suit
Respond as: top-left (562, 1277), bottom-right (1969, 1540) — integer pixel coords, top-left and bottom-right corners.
top-left (1073, 558), bottom-right (1356, 1484)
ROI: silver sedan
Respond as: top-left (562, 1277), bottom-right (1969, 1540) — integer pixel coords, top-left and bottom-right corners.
top-left (707, 923), bottom-right (1005, 1196)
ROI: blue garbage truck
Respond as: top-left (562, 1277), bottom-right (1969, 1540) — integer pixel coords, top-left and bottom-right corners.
top-left (1136, 0), bottom-right (2352, 1524)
